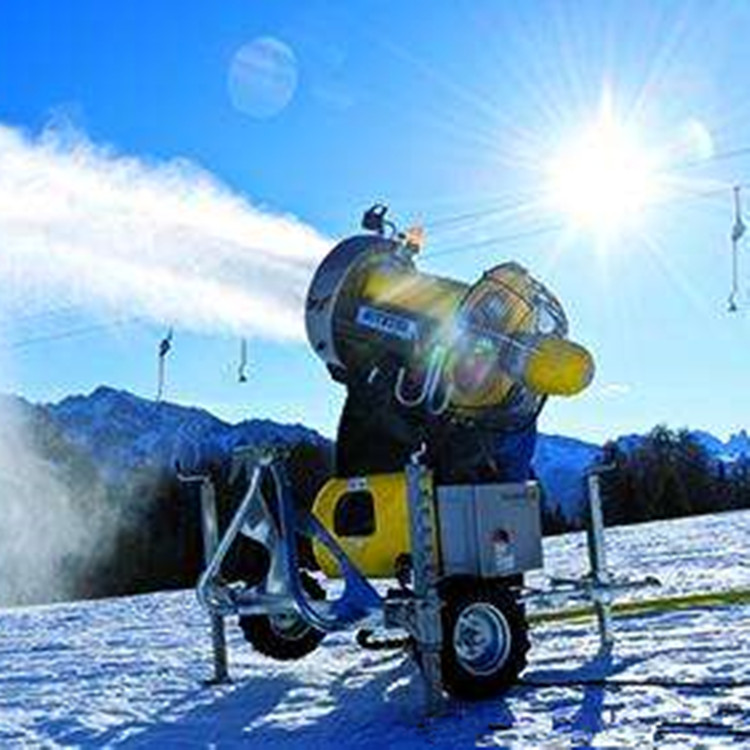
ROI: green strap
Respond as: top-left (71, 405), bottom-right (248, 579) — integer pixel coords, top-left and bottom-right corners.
top-left (529, 587), bottom-right (750, 625)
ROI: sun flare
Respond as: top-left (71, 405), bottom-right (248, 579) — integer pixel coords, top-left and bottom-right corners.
top-left (548, 101), bottom-right (660, 236)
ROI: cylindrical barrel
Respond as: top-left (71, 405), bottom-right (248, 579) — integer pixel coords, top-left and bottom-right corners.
top-left (305, 234), bottom-right (594, 426)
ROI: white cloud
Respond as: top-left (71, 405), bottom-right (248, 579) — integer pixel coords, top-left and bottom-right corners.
top-left (0, 122), bottom-right (330, 341)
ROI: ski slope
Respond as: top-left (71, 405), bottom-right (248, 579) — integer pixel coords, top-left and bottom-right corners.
top-left (1, 510), bottom-right (749, 748)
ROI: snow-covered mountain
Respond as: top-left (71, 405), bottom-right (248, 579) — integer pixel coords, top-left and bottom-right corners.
top-left (2, 386), bottom-right (748, 522)
top-left (531, 434), bottom-right (601, 518)
top-left (46, 386), bottom-right (326, 479)
top-left (44, 386), bottom-right (600, 517)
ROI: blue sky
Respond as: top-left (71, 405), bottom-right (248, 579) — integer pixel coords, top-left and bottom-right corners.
top-left (1, 0), bottom-right (750, 442)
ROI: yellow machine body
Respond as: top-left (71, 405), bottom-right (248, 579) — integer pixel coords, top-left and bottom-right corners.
top-left (305, 232), bottom-right (595, 433)
top-left (361, 263), bottom-right (593, 405)
top-left (311, 472), bottom-right (415, 578)
top-left (361, 267), bottom-right (466, 325)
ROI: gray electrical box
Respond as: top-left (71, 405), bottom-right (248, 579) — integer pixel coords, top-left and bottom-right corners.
top-left (436, 482), bottom-right (543, 578)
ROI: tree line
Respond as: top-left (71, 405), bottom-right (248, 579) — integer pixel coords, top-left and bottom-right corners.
top-left (598, 425), bottom-right (750, 526)
top-left (90, 441), bottom-right (335, 600)
top-left (16, 413), bottom-right (750, 604)
top-left (105, 425), bottom-right (750, 596)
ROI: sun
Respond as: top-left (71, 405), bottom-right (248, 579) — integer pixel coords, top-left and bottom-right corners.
top-left (548, 99), bottom-right (659, 236)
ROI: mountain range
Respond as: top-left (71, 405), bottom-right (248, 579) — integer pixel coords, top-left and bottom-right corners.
top-left (2, 386), bottom-right (749, 520)
top-left (47, 386), bottom-right (324, 480)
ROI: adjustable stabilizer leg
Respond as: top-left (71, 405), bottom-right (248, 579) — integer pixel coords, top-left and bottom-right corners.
top-left (197, 454), bottom-right (382, 636)
top-left (269, 460), bottom-right (382, 632)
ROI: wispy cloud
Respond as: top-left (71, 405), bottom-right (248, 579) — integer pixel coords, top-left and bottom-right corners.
top-left (597, 382), bottom-right (632, 398)
top-left (0, 122), bottom-right (330, 340)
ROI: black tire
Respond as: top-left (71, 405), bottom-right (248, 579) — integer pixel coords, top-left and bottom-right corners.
top-left (238, 573), bottom-right (326, 661)
top-left (439, 578), bottom-right (529, 701)
top-left (235, 538), bottom-right (271, 588)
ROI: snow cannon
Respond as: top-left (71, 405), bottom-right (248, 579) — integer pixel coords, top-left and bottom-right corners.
top-left (305, 204), bottom-right (594, 429)
top-left (196, 206), bottom-right (601, 710)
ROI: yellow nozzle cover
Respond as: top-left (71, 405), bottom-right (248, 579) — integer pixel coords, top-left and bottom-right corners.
top-left (523, 338), bottom-right (595, 396)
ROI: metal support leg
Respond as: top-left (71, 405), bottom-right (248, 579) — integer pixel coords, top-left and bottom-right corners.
top-left (586, 468), bottom-right (613, 650)
top-left (179, 471), bottom-right (230, 685)
top-left (196, 452), bottom-right (380, 629)
top-left (199, 477), bottom-right (230, 684)
top-left (406, 461), bottom-right (444, 715)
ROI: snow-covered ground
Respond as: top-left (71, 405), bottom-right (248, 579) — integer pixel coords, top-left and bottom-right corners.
top-left (1, 510), bottom-right (749, 748)
top-left (528, 507), bottom-right (750, 600)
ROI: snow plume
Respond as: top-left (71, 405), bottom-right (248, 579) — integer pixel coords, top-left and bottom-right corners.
top-left (0, 397), bottom-right (116, 606)
top-left (0, 122), bottom-right (333, 604)
top-left (0, 122), bottom-right (330, 339)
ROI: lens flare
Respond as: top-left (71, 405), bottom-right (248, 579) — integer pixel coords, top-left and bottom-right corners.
top-left (548, 98), bottom-right (659, 236)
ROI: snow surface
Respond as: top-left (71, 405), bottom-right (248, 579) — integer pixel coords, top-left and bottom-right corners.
top-left (527, 507), bottom-right (750, 601)
top-left (1, 510), bottom-right (749, 748)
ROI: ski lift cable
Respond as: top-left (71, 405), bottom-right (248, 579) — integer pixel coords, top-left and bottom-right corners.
top-left (0, 303), bottom-right (84, 329)
top-left (675, 143), bottom-right (750, 171)
top-left (422, 191), bottom-right (538, 231)
top-left (421, 174), bottom-right (750, 239)
top-left (416, 143), bottom-right (750, 236)
top-left (421, 181), bottom-right (750, 262)
top-left (422, 223), bottom-right (565, 260)
top-left (420, 174), bottom-right (750, 243)
top-left (0, 317), bottom-right (140, 350)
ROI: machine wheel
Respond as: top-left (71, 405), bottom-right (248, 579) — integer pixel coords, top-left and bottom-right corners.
top-left (439, 579), bottom-right (529, 700)
top-left (239, 573), bottom-right (326, 661)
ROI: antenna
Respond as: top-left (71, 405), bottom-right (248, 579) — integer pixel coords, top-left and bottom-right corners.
top-left (238, 338), bottom-right (248, 383)
top-left (156, 328), bottom-right (173, 401)
top-left (729, 185), bottom-right (745, 312)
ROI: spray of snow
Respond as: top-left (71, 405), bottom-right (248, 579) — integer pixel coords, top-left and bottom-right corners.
top-left (0, 121), bottom-right (329, 340)
top-left (0, 121), bottom-right (332, 605)
top-left (0, 397), bottom-right (119, 606)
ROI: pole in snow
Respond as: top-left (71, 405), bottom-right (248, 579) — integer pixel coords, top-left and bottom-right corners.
top-left (198, 475), bottom-right (230, 685)
top-left (176, 468), bottom-right (230, 685)
top-left (585, 467), bottom-right (614, 650)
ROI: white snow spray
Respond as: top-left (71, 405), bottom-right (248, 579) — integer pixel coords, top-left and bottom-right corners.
top-left (0, 121), bottom-right (330, 339)
top-left (0, 396), bottom-right (118, 606)
top-left (0, 121), bottom-right (332, 605)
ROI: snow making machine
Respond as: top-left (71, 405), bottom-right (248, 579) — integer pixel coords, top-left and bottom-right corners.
top-left (194, 206), bottom-right (597, 707)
